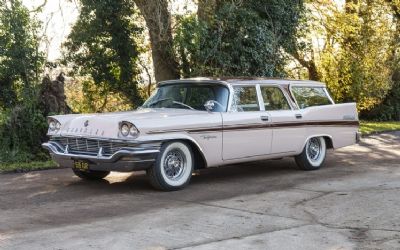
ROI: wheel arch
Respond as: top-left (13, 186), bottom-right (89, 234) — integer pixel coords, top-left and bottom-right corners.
top-left (160, 137), bottom-right (208, 169)
top-left (301, 134), bottom-right (334, 150)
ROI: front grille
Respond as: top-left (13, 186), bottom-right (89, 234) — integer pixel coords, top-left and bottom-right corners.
top-left (50, 136), bottom-right (138, 156)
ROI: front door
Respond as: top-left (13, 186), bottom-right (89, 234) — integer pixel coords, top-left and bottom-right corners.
top-left (222, 85), bottom-right (272, 160)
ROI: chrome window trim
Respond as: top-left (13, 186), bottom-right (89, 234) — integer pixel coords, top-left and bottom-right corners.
top-left (323, 87), bottom-right (335, 104)
top-left (228, 84), bottom-right (262, 112)
top-left (289, 84), bottom-right (333, 109)
top-left (259, 84), bottom-right (294, 111)
top-left (256, 84), bottom-right (265, 111)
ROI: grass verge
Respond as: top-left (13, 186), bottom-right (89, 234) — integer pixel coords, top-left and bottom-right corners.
top-left (360, 121), bottom-right (400, 135)
top-left (0, 160), bottom-right (58, 173)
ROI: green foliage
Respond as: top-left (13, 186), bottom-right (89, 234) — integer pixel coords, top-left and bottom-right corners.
top-left (175, 0), bottom-right (303, 77)
top-left (64, 0), bottom-right (144, 107)
top-left (362, 1), bottom-right (400, 119)
top-left (324, 1), bottom-right (393, 111)
top-left (0, 0), bottom-right (44, 108)
top-left (361, 81), bottom-right (400, 121)
top-left (65, 77), bottom-right (133, 113)
top-left (0, 0), bottom-right (48, 164)
top-left (0, 101), bottom-right (48, 163)
top-left (294, 0), bottom-right (397, 112)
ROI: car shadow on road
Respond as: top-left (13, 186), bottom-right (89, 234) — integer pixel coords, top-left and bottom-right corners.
top-left (0, 158), bottom-right (382, 235)
top-left (40, 156), bottom-right (352, 203)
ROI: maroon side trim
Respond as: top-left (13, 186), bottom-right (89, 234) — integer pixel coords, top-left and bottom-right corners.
top-left (147, 120), bottom-right (359, 134)
top-left (270, 120), bottom-right (359, 128)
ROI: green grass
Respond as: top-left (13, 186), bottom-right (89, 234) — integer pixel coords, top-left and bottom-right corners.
top-left (0, 160), bottom-right (58, 173)
top-left (360, 121), bottom-right (400, 135)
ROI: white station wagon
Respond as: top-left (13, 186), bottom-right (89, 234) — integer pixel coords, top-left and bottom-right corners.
top-left (43, 78), bottom-right (360, 191)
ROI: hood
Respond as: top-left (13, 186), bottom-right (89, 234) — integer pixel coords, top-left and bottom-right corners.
top-left (49, 108), bottom-right (207, 138)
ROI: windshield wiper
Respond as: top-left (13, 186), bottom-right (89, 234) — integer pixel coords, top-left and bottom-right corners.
top-left (172, 101), bottom-right (195, 110)
top-left (146, 98), bottom-right (194, 110)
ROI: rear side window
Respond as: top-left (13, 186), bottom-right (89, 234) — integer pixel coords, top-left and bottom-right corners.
top-left (231, 86), bottom-right (260, 112)
top-left (291, 86), bottom-right (332, 109)
top-left (261, 86), bottom-right (291, 111)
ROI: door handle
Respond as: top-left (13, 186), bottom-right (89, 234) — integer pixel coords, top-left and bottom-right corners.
top-left (260, 115), bottom-right (269, 121)
top-left (295, 114), bottom-right (302, 119)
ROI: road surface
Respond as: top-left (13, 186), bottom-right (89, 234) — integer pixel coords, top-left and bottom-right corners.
top-left (1, 132), bottom-right (400, 250)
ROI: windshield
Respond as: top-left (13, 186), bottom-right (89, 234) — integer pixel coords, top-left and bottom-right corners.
top-left (142, 83), bottom-right (229, 112)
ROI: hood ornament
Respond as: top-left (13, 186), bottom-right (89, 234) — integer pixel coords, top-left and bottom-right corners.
top-left (84, 120), bottom-right (89, 127)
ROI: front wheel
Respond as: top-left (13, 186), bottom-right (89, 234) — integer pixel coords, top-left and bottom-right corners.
top-left (295, 137), bottom-right (327, 171)
top-left (73, 169), bottom-right (110, 180)
top-left (147, 141), bottom-right (194, 191)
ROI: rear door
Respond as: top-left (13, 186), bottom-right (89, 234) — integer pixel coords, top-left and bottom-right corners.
top-left (259, 85), bottom-right (305, 154)
top-left (222, 85), bottom-right (272, 160)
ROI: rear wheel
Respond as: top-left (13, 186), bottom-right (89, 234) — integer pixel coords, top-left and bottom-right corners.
top-left (73, 169), bottom-right (110, 180)
top-left (295, 137), bottom-right (327, 170)
top-left (147, 141), bottom-right (194, 191)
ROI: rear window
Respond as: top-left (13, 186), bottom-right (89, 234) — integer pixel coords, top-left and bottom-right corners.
top-left (291, 86), bottom-right (332, 109)
top-left (260, 86), bottom-right (291, 111)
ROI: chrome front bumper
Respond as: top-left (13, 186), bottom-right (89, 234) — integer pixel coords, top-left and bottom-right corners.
top-left (42, 141), bottom-right (160, 172)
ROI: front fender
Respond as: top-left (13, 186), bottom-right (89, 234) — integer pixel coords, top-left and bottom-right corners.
top-left (138, 132), bottom-right (223, 167)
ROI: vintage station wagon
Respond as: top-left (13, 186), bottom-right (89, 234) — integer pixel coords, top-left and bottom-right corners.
top-left (43, 78), bottom-right (360, 191)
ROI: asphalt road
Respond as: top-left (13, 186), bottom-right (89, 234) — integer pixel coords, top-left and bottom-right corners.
top-left (1, 132), bottom-right (400, 250)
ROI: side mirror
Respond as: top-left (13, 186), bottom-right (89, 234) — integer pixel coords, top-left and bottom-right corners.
top-left (204, 100), bottom-right (215, 112)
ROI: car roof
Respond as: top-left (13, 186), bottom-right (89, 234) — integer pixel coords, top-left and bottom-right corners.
top-left (159, 77), bottom-right (325, 87)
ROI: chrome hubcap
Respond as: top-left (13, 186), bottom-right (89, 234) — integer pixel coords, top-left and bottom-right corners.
top-left (163, 149), bottom-right (186, 180)
top-left (307, 138), bottom-right (321, 161)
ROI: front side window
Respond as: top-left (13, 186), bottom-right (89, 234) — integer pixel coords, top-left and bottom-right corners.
top-left (261, 86), bottom-right (291, 111)
top-left (231, 86), bottom-right (260, 112)
top-left (142, 84), bottom-right (229, 112)
top-left (291, 86), bottom-right (332, 109)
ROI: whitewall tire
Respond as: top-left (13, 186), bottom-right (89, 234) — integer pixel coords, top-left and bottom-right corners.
top-left (147, 141), bottom-right (194, 191)
top-left (295, 137), bottom-right (327, 170)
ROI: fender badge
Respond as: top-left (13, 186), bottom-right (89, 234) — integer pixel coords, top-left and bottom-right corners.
top-left (201, 135), bottom-right (217, 140)
top-left (84, 120), bottom-right (89, 127)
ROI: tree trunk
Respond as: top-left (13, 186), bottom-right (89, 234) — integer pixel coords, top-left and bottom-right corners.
top-left (134, 0), bottom-right (179, 82)
top-left (291, 50), bottom-right (321, 81)
top-left (39, 73), bottom-right (72, 115)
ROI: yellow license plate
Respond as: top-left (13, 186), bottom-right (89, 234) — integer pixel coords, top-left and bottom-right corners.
top-left (73, 160), bottom-right (89, 172)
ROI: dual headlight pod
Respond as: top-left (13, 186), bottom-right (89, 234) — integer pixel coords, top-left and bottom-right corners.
top-left (119, 121), bottom-right (140, 138)
top-left (48, 118), bottom-right (61, 133)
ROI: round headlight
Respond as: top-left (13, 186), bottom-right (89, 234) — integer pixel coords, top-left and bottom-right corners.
top-left (55, 122), bottom-right (61, 130)
top-left (129, 125), bottom-right (139, 137)
top-left (49, 121), bottom-right (56, 131)
top-left (120, 123), bottom-right (130, 136)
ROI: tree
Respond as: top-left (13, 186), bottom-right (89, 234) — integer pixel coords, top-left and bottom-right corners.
top-left (175, 0), bottom-right (304, 78)
top-left (0, 0), bottom-right (44, 108)
top-left (292, 0), bottom-right (396, 111)
top-left (134, 0), bottom-right (180, 82)
top-left (361, 0), bottom-right (400, 120)
top-left (286, 5), bottom-right (321, 81)
top-left (0, 0), bottom-right (48, 163)
top-left (64, 0), bottom-right (143, 107)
